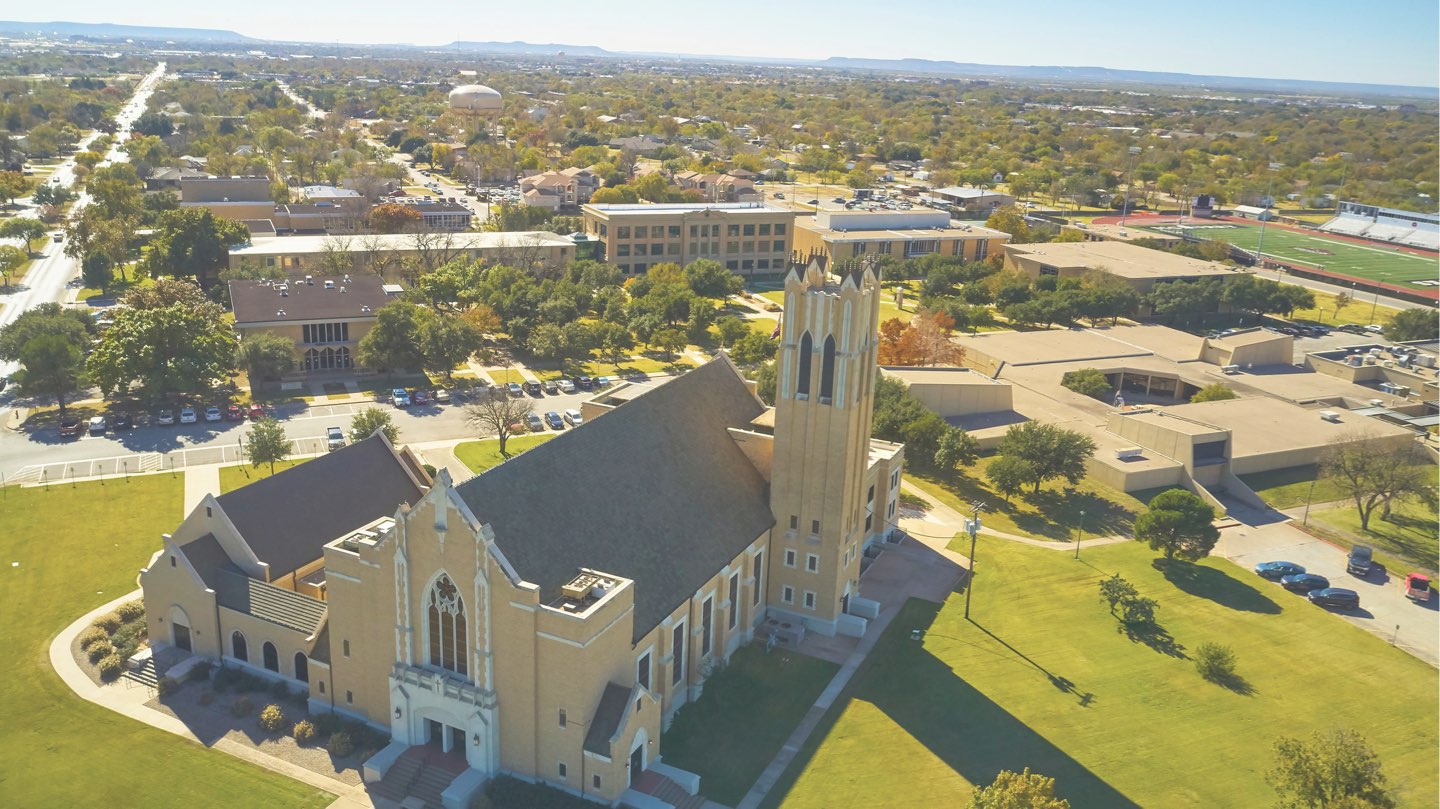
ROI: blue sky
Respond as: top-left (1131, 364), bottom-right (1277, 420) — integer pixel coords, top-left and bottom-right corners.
top-left (13, 0), bottom-right (1440, 87)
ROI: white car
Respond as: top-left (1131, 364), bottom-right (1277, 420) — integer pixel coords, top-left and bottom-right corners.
top-left (179, 407), bottom-right (198, 424)
top-left (204, 406), bottom-right (222, 422)
top-left (558, 379), bottom-right (577, 394)
top-left (563, 409), bottom-right (584, 427)
top-left (1364, 324), bottom-right (1385, 334)
top-left (87, 415), bottom-right (108, 435)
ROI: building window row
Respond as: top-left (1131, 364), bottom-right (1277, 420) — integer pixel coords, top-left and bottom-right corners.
top-left (303, 346), bottom-right (352, 371)
top-left (302, 322), bottom-right (350, 344)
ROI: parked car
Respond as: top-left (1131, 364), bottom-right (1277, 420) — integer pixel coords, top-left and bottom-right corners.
top-left (832, 197), bottom-right (846, 204)
top-left (577, 376), bottom-right (594, 390)
top-left (523, 381), bottom-right (542, 396)
top-left (248, 403), bottom-right (266, 420)
top-left (412, 389), bottom-right (430, 406)
top-left (1337, 324), bottom-right (1368, 335)
top-left (525, 413), bottom-right (544, 432)
top-left (326, 426), bottom-right (346, 452)
top-left (596, 376), bottom-right (612, 388)
top-left (544, 411), bottom-right (565, 430)
top-left (558, 378), bottom-right (577, 394)
top-left (59, 418), bottom-right (83, 438)
top-left (226, 404), bottom-right (244, 421)
top-left (1254, 561), bottom-right (1305, 580)
top-left (204, 406), bottom-right (222, 422)
top-left (1307, 588), bottom-right (1360, 610)
top-left (1364, 324), bottom-right (1385, 334)
top-left (179, 407), bottom-right (197, 424)
top-left (433, 389), bottom-right (450, 404)
top-left (87, 415), bottom-right (107, 435)
top-left (1405, 573), bottom-right (1432, 602)
top-left (806, 199), bottom-right (819, 205)
top-left (392, 388), bottom-right (411, 407)
top-left (563, 409), bottom-right (584, 427)
top-left (157, 409), bottom-right (176, 426)
top-left (542, 380), bottom-right (559, 395)
top-left (1281, 573), bottom-right (1331, 593)
top-left (507, 382), bottom-right (524, 397)
top-left (773, 192), bottom-right (784, 199)
top-left (1346, 545), bottom-right (1374, 576)
top-left (111, 412), bottom-right (133, 430)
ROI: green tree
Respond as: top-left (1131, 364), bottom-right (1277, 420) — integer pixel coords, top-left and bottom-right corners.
top-left (996, 422), bottom-right (1098, 493)
top-left (349, 407), bottom-right (400, 445)
top-left (970, 768), bottom-right (1070, 809)
top-left (985, 205), bottom-right (1032, 243)
top-left (714, 316), bottom-right (750, 349)
top-left (1190, 383), bottom-right (1236, 403)
top-left (12, 333), bottom-right (87, 415)
top-left (0, 170), bottom-right (31, 205)
top-left (87, 280), bottom-right (237, 399)
top-left (1098, 574), bottom-right (1140, 617)
top-left (143, 208), bottom-right (249, 288)
top-left (653, 327), bottom-right (686, 360)
top-left (0, 217), bottom-right (47, 252)
top-left (235, 331), bottom-right (298, 385)
top-left (244, 417), bottom-right (290, 476)
top-left (80, 253), bottom-right (113, 293)
top-left (730, 331), bottom-right (777, 366)
top-left (356, 302), bottom-right (426, 376)
top-left (1384, 308), bottom-right (1439, 343)
top-left (684, 259), bottom-right (744, 299)
top-left (752, 360), bottom-right (777, 406)
top-left (594, 321), bottom-right (634, 365)
top-left (418, 311), bottom-right (483, 380)
top-left (527, 323), bottom-right (566, 361)
top-left (934, 427), bottom-right (980, 470)
top-left (0, 244), bottom-right (25, 288)
top-left (1060, 368), bottom-right (1111, 399)
top-left (1134, 489), bottom-right (1219, 561)
top-left (985, 455), bottom-right (1033, 503)
top-left (1322, 434), bottom-right (1430, 530)
top-left (1267, 728), bottom-right (1395, 809)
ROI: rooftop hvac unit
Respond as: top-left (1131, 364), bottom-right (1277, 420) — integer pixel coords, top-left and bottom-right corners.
top-left (1221, 365), bottom-right (1240, 374)
top-left (1369, 399), bottom-right (1384, 407)
top-left (1116, 447), bottom-right (1144, 460)
top-left (1319, 411), bottom-right (1340, 422)
top-left (561, 573), bottom-right (601, 601)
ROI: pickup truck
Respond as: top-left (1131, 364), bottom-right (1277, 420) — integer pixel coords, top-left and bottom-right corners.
top-left (326, 426), bottom-right (346, 452)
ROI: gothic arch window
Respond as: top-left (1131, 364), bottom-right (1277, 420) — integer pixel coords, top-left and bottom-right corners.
top-left (294, 652), bottom-right (309, 683)
top-left (427, 574), bottom-right (469, 677)
top-left (819, 335), bottom-right (836, 404)
top-left (231, 631), bottom-right (248, 662)
top-left (796, 332), bottom-right (813, 398)
top-left (262, 641), bottom-right (278, 672)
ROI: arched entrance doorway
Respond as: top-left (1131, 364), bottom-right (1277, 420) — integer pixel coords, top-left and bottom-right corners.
top-left (168, 605), bottom-right (192, 652)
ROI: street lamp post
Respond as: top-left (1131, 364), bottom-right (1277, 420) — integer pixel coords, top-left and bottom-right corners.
top-left (1302, 477), bottom-right (1318, 527)
top-left (962, 501), bottom-right (987, 620)
top-left (1119, 146), bottom-right (1142, 226)
top-left (1074, 509), bottom-right (1087, 560)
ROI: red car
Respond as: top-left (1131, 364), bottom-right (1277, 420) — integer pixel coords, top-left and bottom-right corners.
top-left (248, 403), bottom-right (267, 420)
top-left (226, 404), bottom-right (244, 421)
top-left (1405, 573), bottom-right (1431, 603)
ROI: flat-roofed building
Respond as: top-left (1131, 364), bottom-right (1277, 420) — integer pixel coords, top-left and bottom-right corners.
top-left (180, 175), bottom-right (274, 221)
top-left (230, 275), bottom-right (401, 377)
top-left (931, 186), bottom-right (1014, 212)
top-left (581, 202), bottom-right (796, 276)
top-left (1002, 240), bottom-right (1239, 293)
top-left (794, 208), bottom-right (1011, 264)
top-left (1061, 221), bottom-right (1183, 247)
top-left (227, 231), bottom-right (575, 276)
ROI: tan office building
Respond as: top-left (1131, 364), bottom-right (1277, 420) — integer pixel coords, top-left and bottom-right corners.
top-left (581, 202), bottom-right (796, 276)
top-left (140, 258), bottom-right (906, 807)
top-left (227, 232), bottom-right (576, 277)
top-left (179, 175), bottom-right (275, 221)
top-left (229, 275), bottom-right (399, 377)
top-left (1002, 240), bottom-right (1239, 294)
top-left (793, 209), bottom-right (1011, 264)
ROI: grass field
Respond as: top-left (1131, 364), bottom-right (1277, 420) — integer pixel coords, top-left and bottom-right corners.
top-left (453, 434), bottom-right (554, 473)
top-left (762, 537), bottom-right (1439, 808)
top-left (1142, 221), bottom-right (1438, 290)
top-left (0, 477), bottom-right (332, 809)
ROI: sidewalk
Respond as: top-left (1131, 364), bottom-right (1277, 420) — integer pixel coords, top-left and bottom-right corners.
top-left (899, 480), bottom-right (1133, 553)
top-left (184, 464), bottom-right (220, 513)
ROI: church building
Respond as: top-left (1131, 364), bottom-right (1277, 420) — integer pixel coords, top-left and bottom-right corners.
top-left (139, 258), bottom-right (905, 807)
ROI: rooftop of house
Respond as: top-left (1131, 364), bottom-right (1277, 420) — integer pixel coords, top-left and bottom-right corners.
top-left (229, 274), bottom-right (395, 325)
top-left (1005, 240), bottom-right (1237, 280)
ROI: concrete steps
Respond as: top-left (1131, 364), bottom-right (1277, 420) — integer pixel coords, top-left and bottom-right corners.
top-left (124, 656), bottom-right (159, 689)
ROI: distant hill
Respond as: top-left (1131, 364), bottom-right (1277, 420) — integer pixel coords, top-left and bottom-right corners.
top-left (443, 41), bottom-right (614, 57)
top-left (0, 20), bottom-right (255, 43)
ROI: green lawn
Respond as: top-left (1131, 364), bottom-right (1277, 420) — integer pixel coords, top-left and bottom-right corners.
top-left (662, 644), bottom-right (839, 806)
top-left (910, 457), bottom-right (1149, 541)
top-left (219, 458), bottom-right (312, 493)
top-left (1238, 464), bottom-right (1350, 509)
top-left (453, 434), bottom-right (555, 473)
top-left (763, 537), bottom-right (1439, 808)
top-left (0, 477), bottom-right (333, 808)
top-left (1288, 288), bottom-right (1400, 328)
top-left (1308, 497), bottom-right (1439, 576)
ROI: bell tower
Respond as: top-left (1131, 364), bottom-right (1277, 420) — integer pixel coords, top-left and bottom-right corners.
top-left (767, 256), bottom-right (882, 635)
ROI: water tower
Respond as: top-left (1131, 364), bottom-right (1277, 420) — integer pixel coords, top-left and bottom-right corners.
top-left (448, 83), bottom-right (503, 143)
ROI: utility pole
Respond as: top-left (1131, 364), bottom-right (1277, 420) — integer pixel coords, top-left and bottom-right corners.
top-left (1120, 145), bottom-right (1142, 225)
top-left (1074, 509), bottom-right (1087, 560)
top-left (963, 501), bottom-right (987, 620)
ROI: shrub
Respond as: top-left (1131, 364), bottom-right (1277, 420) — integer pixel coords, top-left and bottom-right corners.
top-left (92, 612), bottom-right (123, 633)
top-left (292, 719), bottom-right (317, 744)
top-left (115, 600), bottom-right (146, 621)
top-left (188, 659), bottom-right (215, 682)
top-left (312, 711), bottom-right (345, 736)
top-left (78, 626), bottom-right (109, 650)
top-left (327, 731), bottom-right (355, 757)
top-left (87, 640), bottom-right (116, 663)
top-left (156, 676), bottom-right (180, 697)
top-left (1060, 367), bottom-right (1111, 400)
top-left (97, 653), bottom-right (124, 681)
top-left (259, 704), bottom-right (286, 733)
top-left (270, 680), bottom-right (292, 700)
top-left (1195, 642), bottom-right (1238, 683)
top-left (231, 696), bottom-right (254, 717)
top-left (110, 619), bottom-right (148, 660)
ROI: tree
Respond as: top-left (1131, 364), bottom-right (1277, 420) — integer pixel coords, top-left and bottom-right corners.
top-left (1384, 308), bottom-right (1438, 343)
top-left (465, 395), bottom-right (534, 457)
top-left (714, 316), bottom-right (749, 349)
top-left (590, 185), bottom-right (639, 204)
top-left (1322, 434), bottom-right (1430, 530)
top-left (684, 259), bottom-right (744, 299)
top-left (1267, 728), bottom-right (1395, 809)
top-left (996, 422), bottom-right (1098, 493)
top-left (653, 327), bottom-right (686, 360)
top-left (143, 208), bottom-right (249, 288)
top-left (985, 205), bottom-right (1032, 243)
top-left (934, 427), bottom-right (980, 471)
top-left (235, 331), bottom-right (298, 385)
top-left (1060, 368), bottom-right (1110, 399)
top-left (1134, 489), bottom-right (1219, 561)
top-left (1190, 383), bottom-right (1236, 403)
top-left (752, 360), bottom-right (777, 406)
top-left (970, 768), bottom-right (1070, 809)
top-left (356, 302), bottom-right (426, 376)
top-left (985, 455), bottom-right (1034, 503)
top-left (1098, 574), bottom-right (1140, 617)
top-left (594, 321), bottom-right (634, 364)
top-left (0, 244), bottom-right (24, 288)
top-left (417, 312), bottom-right (483, 380)
top-left (368, 203), bottom-right (423, 234)
top-left (1332, 292), bottom-right (1352, 320)
top-left (86, 280), bottom-right (237, 399)
top-left (729, 330), bottom-right (776, 366)
top-left (0, 217), bottom-right (47, 252)
top-left (12, 333), bottom-right (86, 415)
top-left (0, 170), bottom-right (31, 206)
top-left (244, 417), bottom-right (290, 476)
top-left (349, 407), bottom-right (399, 445)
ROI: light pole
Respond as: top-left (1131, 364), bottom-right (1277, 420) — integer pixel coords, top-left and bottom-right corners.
top-left (1302, 477), bottom-right (1318, 527)
top-left (1120, 146), bottom-right (1142, 225)
top-left (1074, 509), bottom-right (1087, 560)
top-left (963, 501), bottom-right (987, 620)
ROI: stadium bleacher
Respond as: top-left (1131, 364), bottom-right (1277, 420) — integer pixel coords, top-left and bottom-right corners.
top-left (1320, 202), bottom-right (1439, 251)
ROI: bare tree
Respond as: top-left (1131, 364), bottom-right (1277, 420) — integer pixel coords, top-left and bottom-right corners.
top-left (319, 235), bottom-right (357, 275)
top-left (465, 394), bottom-right (534, 457)
top-left (355, 233), bottom-right (399, 278)
top-left (1322, 432), bottom-right (1429, 530)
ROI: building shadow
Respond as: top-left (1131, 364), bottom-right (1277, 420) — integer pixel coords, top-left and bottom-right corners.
top-left (1155, 559), bottom-right (1281, 614)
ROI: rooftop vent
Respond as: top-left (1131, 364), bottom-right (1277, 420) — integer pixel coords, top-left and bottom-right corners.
top-left (1320, 410), bottom-right (1341, 422)
top-left (324, 280), bottom-right (335, 289)
top-left (305, 275), bottom-right (314, 285)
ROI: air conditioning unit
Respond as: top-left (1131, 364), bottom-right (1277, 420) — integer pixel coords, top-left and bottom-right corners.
top-left (1116, 447), bottom-right (1144, 460)
top-left (561, 573), bottom-right (601, 601)
top-left (1319, 411), bottom-right (1340, 422)
top-left (1221, 365), bottom-right (1240, 375)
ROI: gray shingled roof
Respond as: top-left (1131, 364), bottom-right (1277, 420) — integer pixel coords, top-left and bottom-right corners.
top-left (583, 683), bottom-right (633, 756)
top-left (177, 532), bottom-right (233, 589)
top-left (454, 358), bottom-right (774, 643)
top-left (229, 275), bottom-right (393, 325)
top-left (214, 435), bottom-right (425, 578)
top-left (217, 569), bottom-right (327, 635)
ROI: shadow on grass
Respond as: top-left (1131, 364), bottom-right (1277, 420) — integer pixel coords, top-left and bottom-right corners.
top-left (1204, 670), bottom-right (1257, 697)
top-left (1155, 559), bottom-right (1281, 614)
top-left (1120, 620), bottom-right (1187, 659)
top-left (761, 600), bottom-right (1140, 809)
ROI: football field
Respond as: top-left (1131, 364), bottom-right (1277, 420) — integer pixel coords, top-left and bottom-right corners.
top-left (1143, 221), bottom-right (1439, 291)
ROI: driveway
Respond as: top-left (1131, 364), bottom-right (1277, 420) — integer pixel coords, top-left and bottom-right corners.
top-left (1216, 513), bottom-right (1438, 667)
